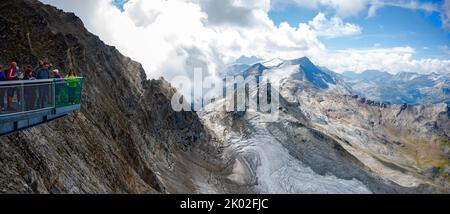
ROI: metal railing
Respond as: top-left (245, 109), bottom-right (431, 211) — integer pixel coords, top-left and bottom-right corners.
top-left (0, 77), bottom-right (84, 117)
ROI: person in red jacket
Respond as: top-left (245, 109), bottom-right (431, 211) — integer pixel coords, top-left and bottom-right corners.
top-left (6, 62), bottom-right (18, 80)
top-left (6, 62), bottom-right (19, 111)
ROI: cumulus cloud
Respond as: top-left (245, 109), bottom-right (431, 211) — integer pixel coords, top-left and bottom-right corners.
top-left (41, 0), bottom-right (325, 70)
top-left (308, 13), bottom-right (361, 38)
top-left (199, 0), bottom-right (270, 27)
top-left (40, 0), bottom-right (328, 100)
top-left (124, 0), bottom-right (161, 27)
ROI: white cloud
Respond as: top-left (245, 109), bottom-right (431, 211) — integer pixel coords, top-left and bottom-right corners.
top-left (39, 0), bottom-right (449, 93)
top-left (368, 0), bottom-right (439, 18)
top-left (272, 0), bottom-right (367, 17)
top-left (198, 0), bottom-right (268, 27)
top-left (442, 0), bottom-right (450, 31)
top-left (124, 0), bottom-right (162, 27)
top-left (319, 46), bottom-right (450, 74)
top-left (39, 0), bottom-right (327, 100)
top-left (308, 12), bottom-right (362, 38)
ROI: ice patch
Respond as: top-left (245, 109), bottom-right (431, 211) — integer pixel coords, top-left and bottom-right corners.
top-left (220, 112), bottom-right (372, 194)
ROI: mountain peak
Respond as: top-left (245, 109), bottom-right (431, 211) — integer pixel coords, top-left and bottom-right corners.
top-left (262, 58), bottom-right (284, 67)
top-left (289, 56), bottom-right (314, 66)
top-left (243, 63), bottom-right (267, 77)
top-left (297, 57), bottom-right (336, 88)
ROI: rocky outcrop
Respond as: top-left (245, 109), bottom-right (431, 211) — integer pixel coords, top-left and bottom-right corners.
top-left (0, 0), bottom-right (237, 194)
top-left (279, 79), bottom-right (450, 192)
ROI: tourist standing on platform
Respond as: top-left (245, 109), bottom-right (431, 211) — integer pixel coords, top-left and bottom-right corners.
top-left (65, 68), bottom-right (79, 104)
top-left (22, 66), bottom-right (37, 111)
top-left (32, 59), bottom-right (44, 78)
top-left (5, 62), bottom-right (19, 111)
top-left (36, 62), bottom-right (51, 108)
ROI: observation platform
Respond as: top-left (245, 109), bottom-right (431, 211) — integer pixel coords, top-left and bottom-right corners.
top-left (0, 78), bottom-right (83, 136)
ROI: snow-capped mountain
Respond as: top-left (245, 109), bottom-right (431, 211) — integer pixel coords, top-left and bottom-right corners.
top-left (199, 56), bottom-right (450, 193)
top-left (222, 63), bottom-right (251, 77)
top-left (228, 56), bottom-right (351, 95)
top-left (228, 56), bottom-right (449, 105)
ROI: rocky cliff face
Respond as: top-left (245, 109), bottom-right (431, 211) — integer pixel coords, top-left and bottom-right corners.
top-left (0, 0), bottom-right (238, 194)
top-left (281, 82), bottom-right (450, 192)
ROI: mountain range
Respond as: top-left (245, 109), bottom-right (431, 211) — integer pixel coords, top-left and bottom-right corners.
top-left (209, 56), bottom-right (450, 193)
top-left (342, 70), bottom-right (450, 105)
top-left (226, 57), bottom-right (450, 105)
top-left (0, 0), bottom-right (449, 194)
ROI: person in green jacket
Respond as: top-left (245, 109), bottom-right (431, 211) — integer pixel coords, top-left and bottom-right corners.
top-left (65, 68), bottom-right (79, 104)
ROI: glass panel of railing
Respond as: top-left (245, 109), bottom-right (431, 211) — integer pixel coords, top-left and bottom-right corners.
top-left (0, 80), bottom-right (53, 115)
top-left (54, 77), bottom-right (83, 108)
top-left (0, 83), bottom-right (23, 115)
top-left (25, 82), bottom-right (53, 111)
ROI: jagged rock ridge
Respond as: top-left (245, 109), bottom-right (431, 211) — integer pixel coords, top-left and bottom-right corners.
top-left (0, 0), bottom-right (240, 194)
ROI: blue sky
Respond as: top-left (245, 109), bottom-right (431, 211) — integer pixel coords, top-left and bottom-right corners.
top-left (111, 0), bottom-right (128, 11)
top-left (269, 1), bottom-right (449, 59)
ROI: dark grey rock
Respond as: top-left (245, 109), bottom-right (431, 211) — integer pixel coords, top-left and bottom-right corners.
top-left (424, 167), bottom-right (441, 180)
